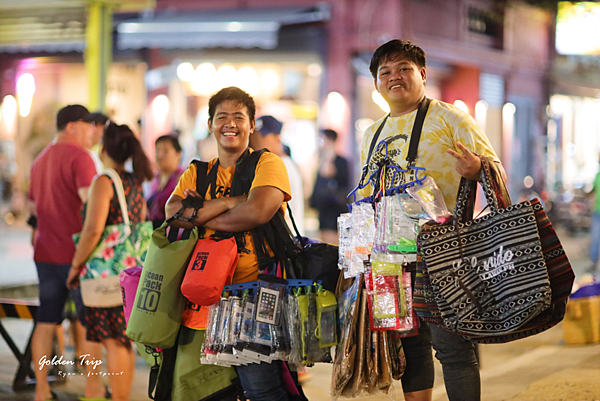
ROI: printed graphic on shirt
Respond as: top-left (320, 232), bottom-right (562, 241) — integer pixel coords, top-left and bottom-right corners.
top-left (360, 99), bottom-right (500, 209)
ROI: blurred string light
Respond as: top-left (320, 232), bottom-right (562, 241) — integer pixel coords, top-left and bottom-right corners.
top-left (236, 66), bottom-right (260, 96)
top-left (503, 102), bottom-right (516, 116)
top-left (227, 22), bottom-right (242, 32)
top-left (260, 69), bottom-right (280, 98)
top-left (454, 99), bottom-right (469, 114)
top-left (177, 62), bottom-right (194, 82)
top-left (475, 100), bottom-right (488, 130)
top-left (355, 117), bottom-right (374, 133)
top-left (565, 142), bottom-right (577, 157)
top-left (152, 95), bottom-right (170, 133)
top-left (307, 63), bottom-right (322, 77)
top-left (191, 63), bottom-right (217, 96)
top-left (17, 73), bottom-right (35, 117)
top-left (371, 90), bottom-right (390, 113)
top-left (524, 176), bottom-right (534, 189)
top-left (325, 91), bottom-right (348, 131)
top-left (216, 65), bottom-right (237, 91)
top-left (1, 95), bottom-right (17, 138)
top-left (502, 102), bottom-right (516, 171)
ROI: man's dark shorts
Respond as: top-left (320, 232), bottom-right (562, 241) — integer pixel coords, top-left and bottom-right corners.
top-left (35, 262), bottom-right (87, 325)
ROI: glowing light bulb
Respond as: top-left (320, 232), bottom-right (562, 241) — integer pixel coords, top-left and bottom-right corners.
top-left (17, 73), bottom-right (36, 117)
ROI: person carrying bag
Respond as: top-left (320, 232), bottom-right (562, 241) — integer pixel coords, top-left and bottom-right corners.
top-left (74, 168), bottom-right (152, 307)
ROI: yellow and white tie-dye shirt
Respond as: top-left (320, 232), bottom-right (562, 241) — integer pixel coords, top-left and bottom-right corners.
top-left (359, 99), bottom-right (500, 210)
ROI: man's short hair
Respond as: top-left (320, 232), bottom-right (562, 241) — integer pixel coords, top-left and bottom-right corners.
top-left (321, 128), bottom-right (338, 142)
top-left (256, 115), bottom-right (282, 136)
top-left (208, 87), bottom-right (256, 122)
top-left (56, 105), bottom-right (90, 131)
top-left (369, 40), bottom-right (427, 78)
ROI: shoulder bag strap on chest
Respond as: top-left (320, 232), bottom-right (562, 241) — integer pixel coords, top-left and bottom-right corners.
top-left (406, 97), bottom-right (431, 166)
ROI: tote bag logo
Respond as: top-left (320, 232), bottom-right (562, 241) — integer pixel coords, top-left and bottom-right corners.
top-left (137, 272), bottom-right (163, 312)
top-left (453, 245), bottom-right (515, 281)
top-left (191, 252), bottom-right (209, 271)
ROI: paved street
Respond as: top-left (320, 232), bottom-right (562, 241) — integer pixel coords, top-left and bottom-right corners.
top-left (1, 214), bottom-right (599, 401)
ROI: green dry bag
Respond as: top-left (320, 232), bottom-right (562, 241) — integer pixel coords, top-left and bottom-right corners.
top-left (126, 222), bottom-right (198, 349)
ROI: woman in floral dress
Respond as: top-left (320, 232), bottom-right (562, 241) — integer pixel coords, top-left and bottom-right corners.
top-left (67, 122), bottom-right (153, 401)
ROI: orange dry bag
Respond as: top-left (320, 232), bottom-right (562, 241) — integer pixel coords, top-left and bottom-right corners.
top-left (180, 235), bottom-right (239, 306)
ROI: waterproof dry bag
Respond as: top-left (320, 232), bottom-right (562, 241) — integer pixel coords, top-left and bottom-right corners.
top-left (126, 222), bottom-right (199, 349)
top-left (120, 266), bottom-right (143, 325)
top-left (180, 235), bottom-right (238, 306)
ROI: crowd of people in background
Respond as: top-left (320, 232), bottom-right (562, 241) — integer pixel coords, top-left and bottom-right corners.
top-left (27, 89), bottom-right (352, 400)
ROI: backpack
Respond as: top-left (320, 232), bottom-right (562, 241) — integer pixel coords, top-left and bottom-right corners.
top-left (192, 148), bottom-right (339, 290)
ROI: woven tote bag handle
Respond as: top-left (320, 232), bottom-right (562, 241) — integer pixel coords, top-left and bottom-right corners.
top-left (453, 156), bottom-right (511, 223)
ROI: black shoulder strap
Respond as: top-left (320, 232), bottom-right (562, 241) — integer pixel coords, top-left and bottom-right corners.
top-left (190, 159), bottom-right (214, 197)
top-left (231, 148), bottom-right (267, 196)
top-left (366, 115), bottom-right (389, 170)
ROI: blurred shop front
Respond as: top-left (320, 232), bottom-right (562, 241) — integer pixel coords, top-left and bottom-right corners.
top-left (121, 4), bottom-right (332, 196)
top-left (548, 1), bottom-right (600, 195)
top-left (0, 0), bottom-right (559, 216)
top-left (351, 0), bottom-right (554, 199)
top-left (0, 1), bottom-right (150, 215)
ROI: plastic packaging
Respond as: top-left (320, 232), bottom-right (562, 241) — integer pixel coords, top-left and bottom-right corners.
top-left (406, 176), bottom-right (452, 223)
top-left (338, 213), bottom-right (353, 273)
top-left (285, 291), bottom-right (304, 367)
top-left (316, 287), bottom-right (338, 348)
top-left (331, 275), bottom-right (363, 398)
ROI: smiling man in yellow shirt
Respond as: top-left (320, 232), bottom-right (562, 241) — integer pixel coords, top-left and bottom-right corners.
top-left (165, 86), bottom-right (297, 401)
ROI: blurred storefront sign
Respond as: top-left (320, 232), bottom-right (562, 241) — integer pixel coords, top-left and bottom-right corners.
top-left (116, 5), bottom-right (330, 51)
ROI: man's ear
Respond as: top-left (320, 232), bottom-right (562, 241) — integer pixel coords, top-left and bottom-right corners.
top-left (249, 119), bottom-right (255, 134)
top-left (207, 118), bottom-right (213, 134)
top-left (373, 78), bottom-right (378, 91)
top-left (420, 67), bottom-right (427, 83)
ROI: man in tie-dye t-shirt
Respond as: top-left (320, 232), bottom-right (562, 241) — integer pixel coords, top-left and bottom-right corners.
top-left (360, 40), bottom-right (505, 401)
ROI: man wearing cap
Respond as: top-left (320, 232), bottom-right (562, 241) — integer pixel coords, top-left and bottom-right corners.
top-left (28, 105), bottom-right (104, 401)
top-left (251, 115), bottom-right (305, 235)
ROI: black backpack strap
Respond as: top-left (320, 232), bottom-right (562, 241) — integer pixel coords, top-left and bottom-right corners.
top-left (231, 148), bottom-right (267, 197)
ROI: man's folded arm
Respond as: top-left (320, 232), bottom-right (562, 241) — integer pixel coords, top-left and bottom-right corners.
top-left (165, 193), bottom-right (244, 229)
top-left (204, 186), bottom-right (285, 232)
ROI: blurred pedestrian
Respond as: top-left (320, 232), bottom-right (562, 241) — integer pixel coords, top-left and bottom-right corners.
top-left (588, 155), bottom-right (600, 278)
top-left (310, 129), bottom-right (350, 245)
top-left (252, 115), bottom-right (305, 235)
top-left (67, 122), bottom-right (153, 401)
top-left (28, 105), bottom-right (105, 401)
top-left (147, 134), bottom-right (185, 229)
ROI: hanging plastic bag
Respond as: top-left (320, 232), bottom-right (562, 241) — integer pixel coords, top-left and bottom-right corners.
top-left (343, 284), bottom-right (368, 397)
top-left (285, 290), bottom-right (304, 367)
top-left (316, 286), bottom-right (338, 348)
top-left (306, 289), bottom-right (332, 363)
top-left (338, 213), bottom-right (353, 273)
top-left (406, 176), bottom-right (452, 223)
top-left (371, 260), bottom-right (405, 319)
top-left (365, 262), bottom-right (401, 331)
